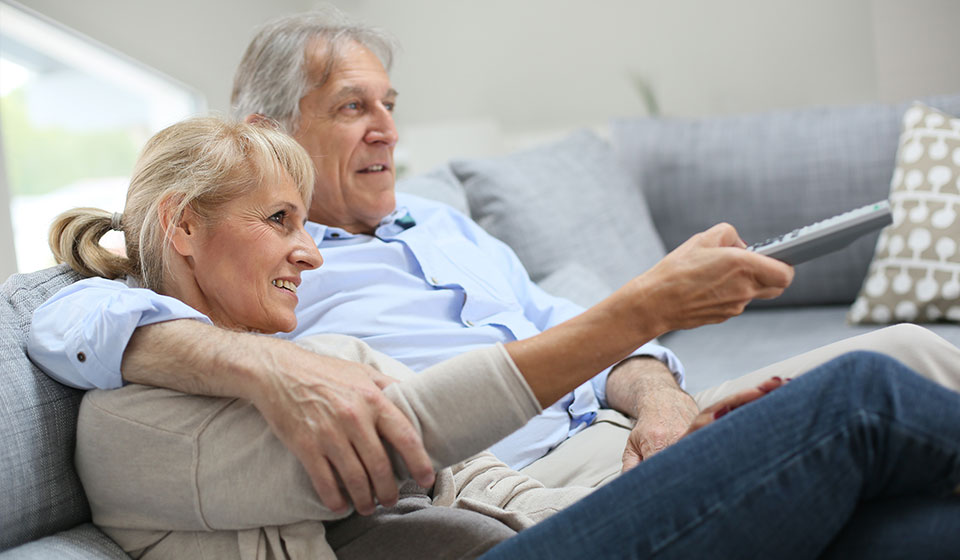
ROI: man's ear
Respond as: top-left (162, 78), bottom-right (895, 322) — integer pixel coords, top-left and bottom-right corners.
top-left (158, 196), bottom-right (201, 258)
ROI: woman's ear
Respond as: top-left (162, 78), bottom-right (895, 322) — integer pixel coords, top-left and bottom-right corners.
top-left (245, 113), bottom-right (271, 126)
top-left (158, 196), bottom-right (201, 257)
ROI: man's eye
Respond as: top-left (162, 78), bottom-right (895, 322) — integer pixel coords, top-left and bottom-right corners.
top-left (384, 101), bottom-right (395, 112)
top-left (343, 102), bottom-right (360, 111)
top-left (269, 211), bottom-right (286, 225)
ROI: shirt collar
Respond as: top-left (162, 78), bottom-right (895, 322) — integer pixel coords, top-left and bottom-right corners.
top-left (306, 206), bottom-right (417, 243)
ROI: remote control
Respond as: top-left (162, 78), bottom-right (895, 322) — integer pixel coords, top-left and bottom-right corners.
top-left (747, 200), bottom-right (892, 265)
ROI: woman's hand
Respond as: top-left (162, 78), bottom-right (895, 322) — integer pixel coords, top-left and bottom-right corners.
top-left (628, 223), bottom-right (795, 336)
top-left (683, 376), bottom-right (787, 437)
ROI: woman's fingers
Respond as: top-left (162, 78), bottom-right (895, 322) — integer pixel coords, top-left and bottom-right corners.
top-left (684, 377), bottom-right (787, 436)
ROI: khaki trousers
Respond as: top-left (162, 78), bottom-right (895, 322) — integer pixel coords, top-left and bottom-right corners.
top-left (522, 324), bottom-right (960, 489)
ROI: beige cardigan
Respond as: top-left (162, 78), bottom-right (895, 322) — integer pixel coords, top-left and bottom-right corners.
top-left (76, 334), bottom-right (592, 559)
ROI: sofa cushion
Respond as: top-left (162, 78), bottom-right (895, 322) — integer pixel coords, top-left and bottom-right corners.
top-left (661, 306), bottom-right (960, 394)
top-left (451, 129), bottom-right (666, 303)
top-left (849, 103), bottom-right (960, 324)
top-left (0, 523), bottom-right (128, 559)
top-left (396, 164), bottom-right (471, 217)
top-left (611, 94), bottom-right (960, 308)
top-left (0, 265), bottom-right (87, 552)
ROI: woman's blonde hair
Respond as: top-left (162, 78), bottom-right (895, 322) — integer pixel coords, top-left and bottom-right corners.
top-left (49, 116), bottom-right (315, 291)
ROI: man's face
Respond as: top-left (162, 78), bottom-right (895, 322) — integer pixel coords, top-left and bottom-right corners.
top-left (293, 41), bottom-right (399, 234)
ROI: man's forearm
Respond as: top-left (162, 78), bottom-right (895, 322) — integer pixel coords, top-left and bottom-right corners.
top-left (121, 319), bottom-right (267, 400)
top-left (608, 356), bottom-right (699, 468)
top-left (606, 356), bottom-right (688, 417)
top-left (119, 319), bottom-right (435, 515)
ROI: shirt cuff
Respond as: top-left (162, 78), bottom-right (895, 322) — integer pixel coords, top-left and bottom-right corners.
top-left (29, 281), bottom-right (211, 390)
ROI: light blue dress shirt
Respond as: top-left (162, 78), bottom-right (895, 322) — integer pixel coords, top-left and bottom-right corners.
top-left (28, 193), bottom-right (683, 469)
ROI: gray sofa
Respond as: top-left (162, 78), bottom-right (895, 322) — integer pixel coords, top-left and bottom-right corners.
top-left (2, 95), bottom-right (959, 557)
top-left (403, 93), bottom-right (960, 393)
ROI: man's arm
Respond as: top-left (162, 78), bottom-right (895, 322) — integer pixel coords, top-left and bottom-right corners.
top-left (121, 320), bottom-right (435, 516)
top-left (28, 279), bottom-right (434, 516)
top-left (606, 357), bottom-right (698, 470)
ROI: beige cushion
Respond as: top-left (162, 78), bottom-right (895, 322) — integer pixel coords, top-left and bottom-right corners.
top-left (849, 103), bottom-right (960, 324)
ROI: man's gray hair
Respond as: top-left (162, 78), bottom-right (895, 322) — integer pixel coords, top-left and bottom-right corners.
top-left (230, 7), bottom-right (397, 134)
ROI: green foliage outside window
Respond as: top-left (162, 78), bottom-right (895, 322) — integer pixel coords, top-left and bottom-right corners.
top-left (0, 88), bottom-right (140, 196)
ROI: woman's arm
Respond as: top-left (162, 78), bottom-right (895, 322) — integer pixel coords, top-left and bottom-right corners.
top-left (77, 335), bottom-right (542, 532)
top-left (506, 224), bottom-right (793, 407)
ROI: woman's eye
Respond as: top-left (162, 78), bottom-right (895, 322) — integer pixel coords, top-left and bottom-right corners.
top-left (269, 211), bottom-right (286, 225)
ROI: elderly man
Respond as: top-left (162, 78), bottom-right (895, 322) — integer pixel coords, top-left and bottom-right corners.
top-left (28, 8), bottom-right (960, 528)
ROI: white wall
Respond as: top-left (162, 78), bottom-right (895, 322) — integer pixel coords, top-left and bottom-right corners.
top-left (0, 129), bottom-right (17, 281)
top-left (341, 0), bottom-right (958, 125)
top-left (12, 0), bottom-right (960, 136)
top-left (3, 0), bottom-right (958, 276)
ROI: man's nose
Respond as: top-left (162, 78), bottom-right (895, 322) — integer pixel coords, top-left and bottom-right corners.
top-left (364, 104), bottom-right (398, 146)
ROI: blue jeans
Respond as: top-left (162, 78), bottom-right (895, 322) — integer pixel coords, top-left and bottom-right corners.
top-left (479, 351), bottom-right (960, 559)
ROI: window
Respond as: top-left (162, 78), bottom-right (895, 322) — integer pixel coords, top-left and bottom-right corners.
top-left (0, 1), bottom-right (204, 277)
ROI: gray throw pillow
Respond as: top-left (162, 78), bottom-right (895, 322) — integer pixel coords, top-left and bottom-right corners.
top-left (396, 164), bottom-right (470, 216)
top-left (450, 130), bottom-right (666, 298)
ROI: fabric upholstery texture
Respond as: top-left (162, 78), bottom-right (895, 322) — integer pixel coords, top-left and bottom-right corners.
top-left (850, 103), bottom-right (960, 324)
top-left (661, 305), bottom-right (960, 394)
top-left (396, 164), bottom-right (471, 217)
top-left (534, 263), bottom-right (615, 309)
top-left (611, 94), bottom-right (960, 308)
top-left (451, 129), bottom-right (666, 297)
top-left (0, 523), bottom-right (128, 559)
top-left (0, 264), bottom-right (93, 552)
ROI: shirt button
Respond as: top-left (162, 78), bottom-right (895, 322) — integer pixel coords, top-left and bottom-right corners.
top-left (77, 352), bottom-right (86, 362)
top-left (331, 233), bottom-right (340, 238)
top-left (430, 276), bottom-right (439, 285)
top-left (464, 320), bottom-right (475, 327)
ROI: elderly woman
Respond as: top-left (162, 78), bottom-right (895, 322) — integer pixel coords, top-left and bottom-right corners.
top-left (47, 117), bottom-right (959, 559)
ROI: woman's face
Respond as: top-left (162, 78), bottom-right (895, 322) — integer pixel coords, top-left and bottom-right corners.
top-left (183, 171), bottom-right (322, 333)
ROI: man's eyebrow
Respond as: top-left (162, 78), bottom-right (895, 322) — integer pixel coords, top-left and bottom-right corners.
top-left (330, 86), bottom-right (398, 102)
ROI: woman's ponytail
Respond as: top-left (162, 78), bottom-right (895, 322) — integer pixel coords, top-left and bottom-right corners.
top-left (48, 208), bottom-right (136, 280)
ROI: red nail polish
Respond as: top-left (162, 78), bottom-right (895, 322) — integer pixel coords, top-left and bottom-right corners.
top-left (714, 406), bottom-right (730, 420)
top-left (772, 376), bottom-right (783, 383)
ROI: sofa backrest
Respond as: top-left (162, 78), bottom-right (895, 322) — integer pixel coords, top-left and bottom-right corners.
top-left (0, 265), bottom-right (86, 551)
top-left (612, 94), bottom-right (960, 308)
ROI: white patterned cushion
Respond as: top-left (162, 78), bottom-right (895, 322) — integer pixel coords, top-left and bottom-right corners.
top-left (849, 103), bottom-right (960, 324)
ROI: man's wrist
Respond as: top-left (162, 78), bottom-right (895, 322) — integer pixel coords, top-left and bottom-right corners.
top-left (607, 355), bottom-right (691, 418)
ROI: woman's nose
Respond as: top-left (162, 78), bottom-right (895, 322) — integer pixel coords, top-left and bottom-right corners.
top-left (291, 231), bottom-right (322, 270)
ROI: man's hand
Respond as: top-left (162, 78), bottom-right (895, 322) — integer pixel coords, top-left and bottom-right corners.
top-left (122, 320), bottom-right (435, 517)
top-left (606, 357), bottom-right (698, 471)
top-left (249, 342), bottom-right (435, 516)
